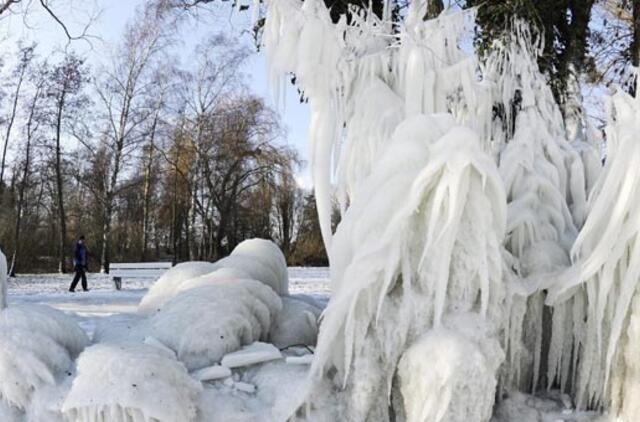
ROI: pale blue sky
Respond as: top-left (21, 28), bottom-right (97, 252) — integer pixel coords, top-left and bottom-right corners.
top-left (0, 0), bottom-right (313, 187)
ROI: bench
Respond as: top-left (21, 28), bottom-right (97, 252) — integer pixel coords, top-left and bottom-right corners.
top-left (110, 262), bottom-right (173, 290)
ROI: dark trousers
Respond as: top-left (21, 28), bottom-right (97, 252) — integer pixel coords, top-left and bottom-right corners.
top-left (70, 266), bottom-right (88, 291)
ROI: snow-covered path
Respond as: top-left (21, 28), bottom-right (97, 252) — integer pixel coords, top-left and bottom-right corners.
top-left (6, 267), bottom-right (331, 339)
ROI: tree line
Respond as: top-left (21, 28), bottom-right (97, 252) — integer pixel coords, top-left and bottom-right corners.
top-left (0, 3), bottom-right (328, 274)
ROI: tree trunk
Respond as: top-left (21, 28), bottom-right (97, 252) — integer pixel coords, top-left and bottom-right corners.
top-left (55, 96), bottom-right (68, 274)
top-left (141, 112), bottom-right (159, 261)
top-left (171, 158), bottom-right (179, 265)
top-left (100, 94), bottom-right (129, 272)
top-left (426, 0), bottom-right (444, 18)
top-left (9, 85), bottom-right (39, 277)
top-left (100, 200), bottom-right (113, 273)
top-left (632, 0), bottom-right (640, 94)
top-left (0, 67), bottom-right (26, 200)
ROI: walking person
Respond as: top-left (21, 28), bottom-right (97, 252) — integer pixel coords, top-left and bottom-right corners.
top-left (69, 235), bottom-right (88, 292)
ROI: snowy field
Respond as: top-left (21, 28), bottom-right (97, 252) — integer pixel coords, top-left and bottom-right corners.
top-left (6, 267), bottom-right (331, 340)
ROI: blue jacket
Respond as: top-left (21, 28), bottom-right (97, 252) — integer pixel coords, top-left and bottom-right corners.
top-left (73, 242), bottom-right (87, 267)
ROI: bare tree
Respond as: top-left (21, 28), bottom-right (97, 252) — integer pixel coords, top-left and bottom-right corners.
top-left (0, 0), bottom-right (100, 44)
top-left (93, 4), bottom-right (173, 272)
top-left (140, 68), bottom-right (177, 260)
top-left (0, 44), bottom-right (35, 199)
top-left (9, 62), bottom-right (46, 276)
top-left (46, 52), bottom-right (88, 273)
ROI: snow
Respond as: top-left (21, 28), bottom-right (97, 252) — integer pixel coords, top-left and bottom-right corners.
top-left (3, 266), bottom-right (327, 421)
top-left (221, 342), bottom-right (283, 369)
top-left (2, 265), bottom-right (606, 421)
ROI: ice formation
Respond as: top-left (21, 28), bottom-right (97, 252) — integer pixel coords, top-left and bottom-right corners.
top-left (477, 22), bottom-right (600, 396)
top-left (150, 278), bottom-right (282, 370)
top-left (257, 0), bottom-right (613, 419)
top-left (0, 249), bottom-right (89, 415)
top-left (263, 0), bottom-right (494, 244)
top-left (546, 90), bottom-right (640, 417)
top-left (292, 116), bottom-right (507, 420)
top-left (62, 342), bottom-right (202, 422)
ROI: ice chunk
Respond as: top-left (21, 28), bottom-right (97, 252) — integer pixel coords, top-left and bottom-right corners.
top-left (192, 365), bottom-right (232, 382)
top-left (221, 342), bottom-right (283, 369)
top-left (285, 355), bottom-right (314, 365)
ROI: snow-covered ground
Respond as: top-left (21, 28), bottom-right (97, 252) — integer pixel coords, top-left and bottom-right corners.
top-left (4, 267), bottom-right (604, 421)
top-left (6, 267), bottom-right (330, 340)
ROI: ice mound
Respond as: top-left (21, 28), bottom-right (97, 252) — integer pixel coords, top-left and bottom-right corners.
top-left (62, 342), bottom-right (202, 422)
top-left (231, 239), bottom-right (288, 293)
top-left (0, 249), bottom-right (88, 413)
top-left (0, 304), bottom-right (89, 357)
top-left (150, 279), bottom-right (282, 370)
top-left (396, 315), bottom-right (503, 422)
top-left (139, 239), bottom-right (289, 317)
top-left (138, 261), bottom-right (217, 314)
top-left (269, 296), bottom-right (321, 349)
top-left (0, 327), bottom-right (73, 411)
top-left (214, 239), bottom-right (289, 295)
top-left (174, 267), bottom-right (250, 293)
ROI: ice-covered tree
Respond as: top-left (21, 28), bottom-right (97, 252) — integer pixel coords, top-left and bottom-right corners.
top-left (255, 0), bottom-right (616, 420)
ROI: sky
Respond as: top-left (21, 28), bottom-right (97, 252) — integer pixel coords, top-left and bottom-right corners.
top-left (0, 0), bottom-right (313, 187)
